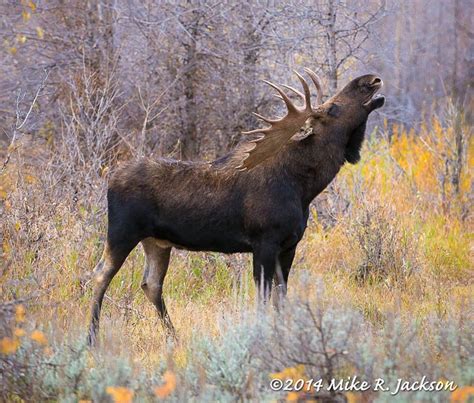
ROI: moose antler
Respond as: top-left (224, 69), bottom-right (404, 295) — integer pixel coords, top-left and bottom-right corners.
top-left (237, 68), bottom-right (324, 170)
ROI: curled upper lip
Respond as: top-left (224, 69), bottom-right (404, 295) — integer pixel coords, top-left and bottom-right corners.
top-left (363, 78), bottom-right (383, 106)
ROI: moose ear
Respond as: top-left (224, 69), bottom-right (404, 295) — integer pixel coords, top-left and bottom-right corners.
top-left (327, 103), bottom-right (341, 117)
top-left (291, 116), bottom-right (317, 141)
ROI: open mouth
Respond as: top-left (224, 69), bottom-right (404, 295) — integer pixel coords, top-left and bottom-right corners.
top-left (363, 77), bottom-right (385, 109)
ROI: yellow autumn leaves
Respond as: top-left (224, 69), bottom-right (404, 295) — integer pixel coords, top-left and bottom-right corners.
top-left (0, 305), bottom-right (26, 354)
top-left (36, 26), bottom-right (44, 39)
top-left (30, 329), bottom-right (48, 345)
top-left (154, 370), bottom-right (177, 398)
top-left (389, 118), bottom-right (472, 198)
top-left (105, 371), bottom-right (177, 402)
top-left (106, 387), bottom-right (134, 403)
top-left (6, 1), bottom-right (44, 56)
top-left (0, 304), bottom-right (48, 356)
top-left (0, 304), bottom-right (177, 402)
top-left (22, 0), bottom-right (37, 20)
top-left (15, 303), bottom-right (25, 322)
top-left (451, 386), bottom-right (474, 402)
top-left (0, 336), bottom-right (20, 355)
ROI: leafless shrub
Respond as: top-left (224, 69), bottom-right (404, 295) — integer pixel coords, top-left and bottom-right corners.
top-left (258, 299), bottom-right (359, 401)
top-left (348, 202), bottom-right (419, 286)
top-left (52, 57), bottom-right (124, 198)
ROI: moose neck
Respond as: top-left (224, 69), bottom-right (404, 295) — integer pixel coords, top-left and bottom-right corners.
top-left (277, 130), bottom-right (349, 207)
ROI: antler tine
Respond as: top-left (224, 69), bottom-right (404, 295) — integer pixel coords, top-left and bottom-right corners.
top-left (241, 127), bottom-right (270, 135)
top-left (281, 84), bottom-right (305, 100)
top-left (263, 80), bottom-right (298, 113)
top-left (238, 66), bottom-right (325, 170)
top-left (303, 67), bottom-right (323, 104)
top-left (252, 112), bottom-right (278, 124)
top-left (293, 70), bottom-right (312, 111)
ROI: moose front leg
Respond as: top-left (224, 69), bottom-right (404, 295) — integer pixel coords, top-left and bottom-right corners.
top-left (252, 242), bottom-right (280, 302)
top-left (272, 245), bottom-right (296, 308)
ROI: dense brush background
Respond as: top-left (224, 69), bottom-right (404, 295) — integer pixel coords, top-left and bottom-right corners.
top-left (0, 0), bottom-right (472, 402)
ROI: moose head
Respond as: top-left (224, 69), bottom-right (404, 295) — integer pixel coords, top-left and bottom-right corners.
top-left (236, 69), bottom-right (385, 170)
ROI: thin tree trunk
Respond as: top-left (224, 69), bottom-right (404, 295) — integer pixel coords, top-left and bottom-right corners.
top-left (395, 3), bottom-right (403, 101)
top-left (452, 0), bottom-right (460, 101)
top-left (180, 5), bottom-right (201, 160)
top-left (452, 111), bottom-right (463, 195)
top-left (182, 39), bottom-right (198, 159)
top-left (327, 0), bottom-right (338, 93)
top-left (241, 7), bottom-right (265, 130)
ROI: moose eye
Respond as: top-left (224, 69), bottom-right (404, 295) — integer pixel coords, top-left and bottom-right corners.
top-left (327, 104), bottom-right (341, 117)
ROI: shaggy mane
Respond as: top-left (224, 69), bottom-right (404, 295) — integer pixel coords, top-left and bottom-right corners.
top-left (211, 136), bottom-right (260, 170)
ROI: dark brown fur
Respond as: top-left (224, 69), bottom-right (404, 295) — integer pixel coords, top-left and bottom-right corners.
top-left (87, 74), bottom-right (385, 345)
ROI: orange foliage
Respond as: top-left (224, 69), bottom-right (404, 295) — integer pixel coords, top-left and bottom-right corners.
top-left (15, 305), bottom-right (26, 323)
top-left (14, 328), bottom-right (26, 338)
top-left (271, 365), bottom-right (316, 402)
top-left (154, 370), bottom-right (177, 398)
top-left (106, 386), bottom-right (134, 403)
top-left (451, 386), bottom-right (474, 403)
top-left (30, 330), bottom-right (48, 346)
top-left (0, 337), bottom-right (20, 355)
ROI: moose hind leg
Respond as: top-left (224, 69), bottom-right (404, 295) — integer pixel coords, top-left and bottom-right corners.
top-left (140, 238), bottom-right (174, 335)
top-left (252, 242), bottom-right (279, 302)
top-left (88, 240), bottom-right (134, 346)
top-left (273, 245), bottom-right (296, 308)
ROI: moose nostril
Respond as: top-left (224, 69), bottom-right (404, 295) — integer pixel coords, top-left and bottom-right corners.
top-left (371, 77), bottom-right (382, 85)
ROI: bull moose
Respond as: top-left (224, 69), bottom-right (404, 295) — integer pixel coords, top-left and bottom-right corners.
top-left (87, 68), bottom-right (385, 344)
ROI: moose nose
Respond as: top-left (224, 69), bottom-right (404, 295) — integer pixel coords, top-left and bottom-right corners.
top-left (370, 77), bottom-right (382, 86)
